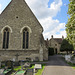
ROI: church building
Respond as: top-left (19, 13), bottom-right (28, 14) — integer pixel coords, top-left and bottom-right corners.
top-left (0, 0), bottom-right (48, 61)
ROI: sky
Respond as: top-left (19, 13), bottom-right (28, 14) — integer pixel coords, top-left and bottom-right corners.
top-left (0, 0), bottom-right (69, 39)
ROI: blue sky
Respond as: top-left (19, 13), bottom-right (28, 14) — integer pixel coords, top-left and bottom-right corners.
top-left (0, 0), bottom-right (69, 39)
top-left (53, 0), bottom-right (69, 23)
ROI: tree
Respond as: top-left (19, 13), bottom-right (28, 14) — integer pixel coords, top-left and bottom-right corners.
top-left (66, 0), bottom-right (75, 50)
top-left (60, 39), bottom-right (74, 54)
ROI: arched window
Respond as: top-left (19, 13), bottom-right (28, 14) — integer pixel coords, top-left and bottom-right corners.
top-left (3, 28), bottom-right (9, 49)
top-left (23, 28), bottom-right (29, 49)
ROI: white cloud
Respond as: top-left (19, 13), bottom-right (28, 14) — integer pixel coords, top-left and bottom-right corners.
top-left (39, 17), bottom-right (65, 32)
top-left (26, 0), bottom-right (66, 39)
top-left (44, 30), bottom-right (66, 40)
top-left (42, 17), bottom-right (66, 39)
top-left (0, 0), bottom-right (66, 39)
top-left (26, 0), bottom-right (62, 19)
top-left (53, 30), bottom-right (66, 39)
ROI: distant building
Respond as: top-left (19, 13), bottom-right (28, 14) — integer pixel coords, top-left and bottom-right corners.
top-left (0, 0), bottom-right (48, 61)
top-left (45, 38), bottom-right (49, 48)
top-left (45, 35), bottom-right (64, 54)
top-left (49, 35), bottom-right (64, 54)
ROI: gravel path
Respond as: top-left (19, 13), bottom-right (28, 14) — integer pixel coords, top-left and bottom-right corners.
top-left (42, 55), bottom-right (75, 75)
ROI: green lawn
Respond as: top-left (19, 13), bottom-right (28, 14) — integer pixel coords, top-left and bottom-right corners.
top-left (62, 57), bottom-right (75, 70)
top-left (35, 64), bottom-right (45, 75)
top-left (29, 64), bottom-right (34, 69)
top-left (11, 64), bottom-right (45, 75)
top-left (16, 70), bottom-right (25, 74)
top-left (67, 62), bottom-right (75, 69)
top-left (3, 69), bottom-right (11, 74)
top-left (14, 66), bottom-right (21, 71)
top-left (73, 66), bottom-right (75, 69)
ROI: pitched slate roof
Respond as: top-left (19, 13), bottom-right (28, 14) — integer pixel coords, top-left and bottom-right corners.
top-left (53, 38), bottom-right (63, 44)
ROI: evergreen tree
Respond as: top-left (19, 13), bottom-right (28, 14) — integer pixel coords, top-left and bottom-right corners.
top-left (66, 0), bottom-right (75, 50)
top-left (60, 39), bottom-right (74, 54)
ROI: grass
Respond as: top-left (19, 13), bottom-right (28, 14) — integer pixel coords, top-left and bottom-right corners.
top-left (11, 65), bottom-right (34, 75)
top-left (3, 69), bottom-right (11, 74)
top-left (11, 66), bottom-right (23, 75)
top-left (35, 64), bottom-right (45, 75)
top-left (11, 64), bottom-right (45, 75)
top-left (14, 66), bottom-right (21, 71)
top-left (29, 64), bottom-right (34, 69)
top-left (16, 70), bottom-right (25, 74)
top-left (73, 66), bottom-right (75, 69)
top-left (13, 64), bottom-right (34, 71)
top-left (62, 57), bottom-right (75, 70)
top-left (67, 62), bottom-right (75, 69)
top-left (1, 65), bottom-right (5, 68)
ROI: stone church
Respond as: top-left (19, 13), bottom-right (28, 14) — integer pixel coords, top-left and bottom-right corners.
top-left (0, 0), bottom-right (48, 61)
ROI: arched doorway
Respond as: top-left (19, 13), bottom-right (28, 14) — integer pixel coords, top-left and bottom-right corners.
top-left (55, 48), bottom-right (57, 54)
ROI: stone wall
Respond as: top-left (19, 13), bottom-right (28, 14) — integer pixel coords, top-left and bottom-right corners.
top-left (0, 50), bottom-right (39, 61)
top-left (49, 39), bottom-right (61, 54)
top-left (0, 0), bottom-right (43, 50)
top-left (0, 0), bottom-right (48, 61)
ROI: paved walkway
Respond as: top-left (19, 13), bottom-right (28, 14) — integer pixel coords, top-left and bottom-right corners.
top-left (42, 55), bottom-right (75, 75)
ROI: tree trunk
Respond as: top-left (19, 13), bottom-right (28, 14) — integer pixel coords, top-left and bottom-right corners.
top-left (0, 62), bottom-right (1, 68)
top-left (66, 51), bottom-right (68, 55)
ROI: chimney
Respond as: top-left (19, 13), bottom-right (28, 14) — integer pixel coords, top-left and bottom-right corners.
top-left (47, 38), bottom-right (48, 41)
top-left (46, 38), bottom-right (49, 47)
top-left (51, 35), bottom-right (53, 39)
top-left (62, 35), bottom-right (64, 40)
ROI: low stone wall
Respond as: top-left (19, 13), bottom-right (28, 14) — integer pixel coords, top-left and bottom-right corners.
top-left (0, 50), bottom-right (39, 61)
